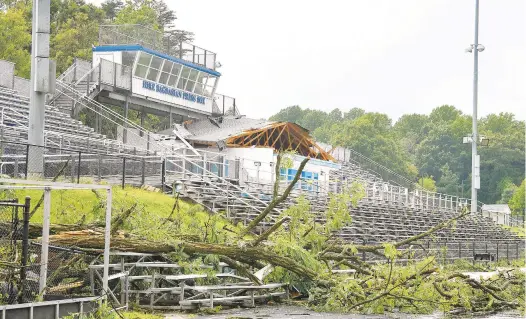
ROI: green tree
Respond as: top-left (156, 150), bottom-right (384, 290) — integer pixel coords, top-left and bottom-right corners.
top-left (101, 0), bottom-right (124, 21)
top-left (498, 178), bottom-right (518, 204)
top-left (114, 0), bottom-right (160, 28)
top-left (329, 113), bottom-right (414, 177)
top-left (51, 11), bottom-right (103, 73)
top-left (269, 105), bottom-right (305, 124)
top-left (328, 108), bottom-right (343, 123)
top-left (418, 176), bottom-right (437, 192)
top-left (478, 113), bottom-right (525, 203)
top-left (394, 113), bottom-right (429, 159)
top-left (0, 5), bottom-right (31, 77)
top-left (415, 112), bottom-right (471, 183)
top-left (343, 107), bottom-right (365, 121)
top-left (429, 105), bottom-right (462, 123)
top-left (436, 164), bottom-right (459, 196)
top-left (300, 109), bottom-right (329, 131)
top-left (508, 179), bottom-right (525, 217)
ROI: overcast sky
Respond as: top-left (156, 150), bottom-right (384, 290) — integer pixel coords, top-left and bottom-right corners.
top-left (91, 0), bottom-right (525, 122)
top-left (169, 0), bottom-right (525, 122)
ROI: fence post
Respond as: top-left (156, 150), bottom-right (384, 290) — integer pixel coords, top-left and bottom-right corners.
top-left (506, 242), bottom-right (509, 261)
top-left (19, 196), bottom-right (30, 303)
top-left (113, 61), bottom-right (117, 89)
top-left (161, 158), bottom-right (166, 192)
top-left (141, 158), bottom-right (146, 186)
top-left (122, 157), bottom-right (126, 189)
top-left (458, 242), bottom-right (461, 259)
top-left (39, 188), bottom-right (51, 295)
top-left (24, 144), bottom-right (29, 179)
top-left (472, 241), bottom-right (475, 265)
top-left (98, 155), bottom-right (102, 182)
top-left (516, 242), bottom-right (519, 260)
top-left (496, 243), bottom-right (499, 262)
top-left (14, 157), bottom-right (19, 178)
top-left (77, 152), bottom-right (81, 183)
top-left (70, 154), bottom-right (75, 183)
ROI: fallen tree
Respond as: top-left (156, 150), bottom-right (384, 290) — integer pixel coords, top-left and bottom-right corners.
top-left (32, 152), bottom-right (526, 315)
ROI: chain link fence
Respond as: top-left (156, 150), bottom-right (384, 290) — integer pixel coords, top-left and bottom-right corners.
top-left (0, 193), bottom-right (103, 305)
top-left (0, 198), bottom-right (29, 304)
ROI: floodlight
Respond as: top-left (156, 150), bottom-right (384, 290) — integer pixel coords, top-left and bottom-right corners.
top-left (477, 44), bottom-right (485, 52)
top-left (173, 180), bottom-right (184, 194)
top-left (465, 44), bottom-right (474, 53)
top-left (254, 161), bottom-right (261, 167)
top-left (479, 136), bottom-right (490, 147)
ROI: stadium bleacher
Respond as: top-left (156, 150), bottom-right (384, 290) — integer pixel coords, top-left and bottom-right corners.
top-left (0, 62), bottom-right (522, 260)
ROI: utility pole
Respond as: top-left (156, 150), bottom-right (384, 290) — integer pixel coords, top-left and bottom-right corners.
top-left (466, 0), bottom-right (484, 213)
top-left (28, 0), bottom-right (54, 177)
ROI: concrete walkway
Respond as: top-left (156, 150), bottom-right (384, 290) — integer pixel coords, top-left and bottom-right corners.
top-left (163, 304), bottom-right (522, 319)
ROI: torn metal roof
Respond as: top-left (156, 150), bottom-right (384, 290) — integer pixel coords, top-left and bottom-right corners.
top-left (172, 115), bottom-right (334, 161)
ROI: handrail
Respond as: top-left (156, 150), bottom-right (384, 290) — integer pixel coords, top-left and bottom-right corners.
top-left (99, 24), bottom-right (217, 55)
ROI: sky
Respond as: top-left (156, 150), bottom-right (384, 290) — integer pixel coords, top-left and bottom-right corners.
top-left (91, 0), bottom-right (526, 122)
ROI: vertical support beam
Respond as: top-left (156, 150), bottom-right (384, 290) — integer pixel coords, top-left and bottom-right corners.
top-left (161, 158), bottom-right (166, 192)
top-left (19, 196), bottom-right (30, 303)
top-left (120, 257), bottom-right (125, 305)
top-left (70, 154), bottom-right (75, 183)
top-left (77, 152), bottom-right (81, 183)
top-left (103, 188), bottom-right (112, 295)
top-left (122, 158), bottom-right (126, 189)
top-left (140, 108), bottom-right (145, 137)
top-left (141, 158), bottom-right (145, 186)
top-left (169, 107), bottom-right (173, 129)
top-left (123, 96), bottom-right (129, 144)
top-left (471, 0), bottom-right (480, 213)
top-left (39, 187), bottom-right (51, 295)
top-left (97, 154), bottom-right (102, 182)
top-left (28, 0), bottom-right (51, 177)
top-left (472, 241), bottom-right (475, 265)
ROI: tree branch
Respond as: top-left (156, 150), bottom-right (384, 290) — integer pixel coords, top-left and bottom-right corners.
top-left (272, 153), bottom-right (282, 199)
top-left (218, 256), bottom-right (262, 285)
top-left (252, 216), bottom-right (290, 246)
top-left (239, 157), bottom-right (309, 236)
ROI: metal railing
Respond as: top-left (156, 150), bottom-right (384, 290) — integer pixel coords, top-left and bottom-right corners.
top-left (99, 24), bottom-right (217, 70)
top-left (99, 59), bottom-right (132, 91)
top-left (0, 140), bottom-right (163, 188)
top-left (213, 93), bottom-right (240, 116)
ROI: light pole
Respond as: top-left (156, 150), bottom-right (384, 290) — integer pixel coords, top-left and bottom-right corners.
top-left (28, 0), bottom-right (55, 177)
top-left (465, 0), bottom-right (485, 213)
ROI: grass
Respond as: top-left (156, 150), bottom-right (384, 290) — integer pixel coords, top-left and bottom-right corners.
top-left (0, 177), bottom-right (245, 243)
top-left (1, 182), bottom-right (199, 225)
top-left (122, 311), bottom-right (164, 319)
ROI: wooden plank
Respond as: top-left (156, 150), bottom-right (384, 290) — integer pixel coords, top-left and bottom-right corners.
top-left (108, 271), bottom-right (129, 281)
top-left (188, 283), bottom-right (287, 292)
top-left (179, 292), bottom-right (286, 305)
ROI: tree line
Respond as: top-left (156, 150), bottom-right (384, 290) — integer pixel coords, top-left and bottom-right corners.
top-left (0, 0), bottom-right (192, 77)
top-left (269, 105), bottom-right (525, 215)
